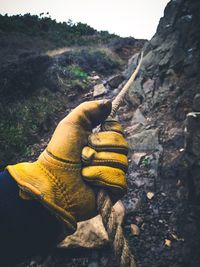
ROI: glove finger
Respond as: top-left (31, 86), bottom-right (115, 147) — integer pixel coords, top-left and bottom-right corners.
top-left (88, 131), bottom-right (128, 155)
top-left (82, 166), bottom-right (127, 196)
top-left (101, 119), bottom-right (125, 135)
top-left (82, 146), bottom-right (128, 172)
top-left (63, 100), bottom-right (112, 130)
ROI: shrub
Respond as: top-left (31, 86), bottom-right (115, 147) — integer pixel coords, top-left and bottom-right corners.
top-left (64, 48), bottom-right (123, 75)
top-left (67, 65), bottom-right (88, 80)
top-left (0, 14), bottom-right (118, 47)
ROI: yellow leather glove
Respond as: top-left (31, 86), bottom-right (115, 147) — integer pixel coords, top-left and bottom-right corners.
top-left (6, 100), bottom-right (128, 235)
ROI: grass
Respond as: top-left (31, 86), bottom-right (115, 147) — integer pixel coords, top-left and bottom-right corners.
top-left (67, 65), bottom-right (88, 80)
top-left (0, 91), bottom-right (63, 167)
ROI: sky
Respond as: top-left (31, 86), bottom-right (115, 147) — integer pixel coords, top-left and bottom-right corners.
top-left (0, 0), bottom-right (170, 39)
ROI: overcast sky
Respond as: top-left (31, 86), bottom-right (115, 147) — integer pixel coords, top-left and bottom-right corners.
top-left (0, 0), bottom-right (170, 39)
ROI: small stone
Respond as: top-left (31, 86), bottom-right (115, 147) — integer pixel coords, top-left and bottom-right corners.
top-left (164, 239), bottom-right (172, 247)
top-left (125, 197), bottom-right (141, 213)
top-left (135, 216), bottom-right (144, 225)
top-left (132, 152), bottom-right (147, 165)
top-left (130, 224), bottom-right (140, 236)
top-left (91, 75), bottom-right (100, 81)
top-left (147, 192), bottom-right (155, 200)
top-left (93, 84), bottom-right (107, 97)
top-left (141, 223), bottom-right (146, 230)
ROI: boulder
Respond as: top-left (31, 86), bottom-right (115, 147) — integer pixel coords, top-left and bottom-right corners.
top-left (59, 215), bottom-right (108, 249)
top-left (107, 74), bottom-right (124, 88)
top-left (59, 201), bottom-right (125, 249)
top-left (128, 129), bottom-right (159, 151)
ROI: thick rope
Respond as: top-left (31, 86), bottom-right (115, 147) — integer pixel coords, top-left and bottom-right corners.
top-left (98, 190), bottom-right (137, 267)
top-left (110, 51), bottom-right (143, 118)
top-left (97, 52), bottom-right (143, 267)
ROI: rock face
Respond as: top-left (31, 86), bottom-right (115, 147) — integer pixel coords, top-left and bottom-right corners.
top-left (122, 0), bottom-right (200, 194)
top-left (124, 0), bottom-right (200, 121)
top-left (121, 1), bottom-right (200, 267)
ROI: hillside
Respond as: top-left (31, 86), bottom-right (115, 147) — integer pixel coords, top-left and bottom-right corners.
top-left (0, 14), bottom-right (145, 169)
top-left (0, 14), bottom-right (145, 64)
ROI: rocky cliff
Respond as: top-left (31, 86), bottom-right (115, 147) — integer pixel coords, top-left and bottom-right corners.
top-left (125, 0), bottom-right (200, 199)
top-left (121, 0), bottom-right (200, 266)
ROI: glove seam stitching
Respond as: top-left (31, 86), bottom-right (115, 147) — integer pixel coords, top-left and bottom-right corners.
top-left (88, 143), bottom-right (128, 153)
top-left (46, 149), bottom-right (81, 165)
top-left (43, 152), bottom-right (81, 170)
top-left (89, 160), bottom-right (127, 171)
top-left (96, 168), bottom-right (126, 188)
top-left (37, 162), bottom-right (72, 209)
top-left (92, 159), bottom-right (127, 165)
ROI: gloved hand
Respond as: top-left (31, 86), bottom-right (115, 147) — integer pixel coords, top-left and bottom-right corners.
top-left (6, 100), bottom-right (128, 235)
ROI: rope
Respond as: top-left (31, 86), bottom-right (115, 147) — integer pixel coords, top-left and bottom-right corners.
top-left (98, 191), bottom-right (137, 267)
top-left (97, 52), bottom-right (143, 267)
top-left (110, 51), bottom-right (143, 118)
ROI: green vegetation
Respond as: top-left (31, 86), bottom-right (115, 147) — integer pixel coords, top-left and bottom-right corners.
top-left (141, 157), bottom-right (151, 168)
top-left (0, 89), bottom-right (68, 166)
top-left (0, 13), bottom-right (118, 47)
top-left (67, 65), bottom-right (88, 80)
top-left (63, 48), bottom-right (123, 75)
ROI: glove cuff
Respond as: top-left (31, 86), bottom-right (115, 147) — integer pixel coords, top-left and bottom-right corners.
top-left (6, 156), bottom-right (77, 235)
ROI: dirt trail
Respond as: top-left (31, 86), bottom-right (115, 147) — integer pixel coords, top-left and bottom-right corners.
top-left (46, 47), bottom-right (73, 57)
